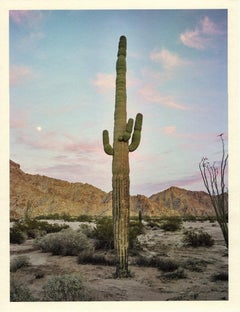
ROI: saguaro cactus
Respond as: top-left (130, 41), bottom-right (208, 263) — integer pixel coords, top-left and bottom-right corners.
top-left (102, 36), bottom-right (143, 277)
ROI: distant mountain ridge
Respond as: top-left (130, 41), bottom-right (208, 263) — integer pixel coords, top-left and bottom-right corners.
top-left (10, 160), bottom-right (214, 219)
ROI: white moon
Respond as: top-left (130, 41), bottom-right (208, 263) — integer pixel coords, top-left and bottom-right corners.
top-left (36, 126), bottom-right (42, 132)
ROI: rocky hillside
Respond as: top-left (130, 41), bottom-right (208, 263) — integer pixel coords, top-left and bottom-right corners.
top-left (10, 160), bottom-right (214, 219)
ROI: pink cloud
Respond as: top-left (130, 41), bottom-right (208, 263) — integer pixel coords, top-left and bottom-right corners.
top-left (10, 10), bottom-right (43, 27)
top-left (200, 16), bottom-right (224, 35)
top-left (10, 65), bottom-right (36, 87)
top-left (16, 130), bottom-right (103, 155)
top-left (92, 73), bottom-right (115, 93)
top-left (139, 85), bottom-right (189, 110)
top-left (180, 16), bottom-right (225, 50)
top-left (162, 126), bottom-right (225, 142)
top-left (150, 48), bottom-right (188, 68)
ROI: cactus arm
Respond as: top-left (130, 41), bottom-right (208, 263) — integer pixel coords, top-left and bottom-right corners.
top-left (118, 118), bottom-right (134, 142)
top-left (128, 113), bottom-right (143, 152)
top-left (103, 130), bottom-right (114, 155)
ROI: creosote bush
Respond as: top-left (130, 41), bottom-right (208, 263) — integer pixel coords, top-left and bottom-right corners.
top-left (42, 274), bottom-right (89, 301)
top-left (10, 255), bottom-right (30, 272)
top-left (34, 228), bottom-right (92, 256)
top-left (183, 230), bottom-right (214, 247)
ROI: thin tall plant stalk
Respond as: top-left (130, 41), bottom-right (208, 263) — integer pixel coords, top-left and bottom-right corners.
top-left (199, 134), bottom-right (228, 247)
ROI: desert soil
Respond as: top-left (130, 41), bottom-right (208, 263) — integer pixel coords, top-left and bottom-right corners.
top-left (10, 220), bottom-right (228, 301)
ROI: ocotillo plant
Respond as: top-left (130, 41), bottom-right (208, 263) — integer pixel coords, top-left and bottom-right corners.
top-left (102, 36), bottom-right (143, 278)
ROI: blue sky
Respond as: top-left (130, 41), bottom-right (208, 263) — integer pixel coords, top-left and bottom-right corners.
top-left (10, 9), bottom-right (228, 196)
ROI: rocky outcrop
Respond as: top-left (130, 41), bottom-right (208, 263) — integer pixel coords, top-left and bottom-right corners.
top-left (10, 160), bottom-right (214, 219)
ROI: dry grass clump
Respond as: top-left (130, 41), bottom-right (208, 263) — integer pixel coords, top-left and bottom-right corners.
top-left (78, 251), bottom-right (115, 266)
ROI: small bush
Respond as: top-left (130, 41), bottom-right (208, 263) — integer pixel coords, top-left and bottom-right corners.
top-left (211, 272), bottom-right (228, 281)
top-left (183, 230), bottom-right (214, 247)
top-left (34, 228), bottom-right (91, 256)
top-left (42, 274), bottom-right (89, 301)
top-left (160, 216), bottom-right (182, 232)
top-left (157, 258), bottom-right (179, 272)
top-left (92, 217), bottom-right (143, 251)
top-left (78, 251), bottom-right (115, 266)
top-left (136, 255), bottom-right (179, 272)
top-left (92, 217), bottom-right (114, 250)
top-left (10, 228), bottom-right (27, 244)
top-left (10, 279), bottom-right (35, 301)
top-left (183, 258), bottom-right (207, 272)
top-left (76, 215), bottom-right (93, 222)
top-left (161, 268), bottom-right (187, 280)
top-left (10, 255), bottom-right (30, 272)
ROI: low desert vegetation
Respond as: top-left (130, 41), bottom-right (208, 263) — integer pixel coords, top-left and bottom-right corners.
top-left (42, 274), bottom-right (89, 301)
top-left (10, 255), bottom-right (30, 272)
top-left (183, 229), bottom-right (214, 247)
top-left (10, 219), bottom-right (69, 244)
top-left (34, 228), bottom-right (92, 256)
top-left (159, 216), bottom-right (183, 232)
top-left (210, 272), bottom-right (228, 282)
top-left (78, 250), bottom-right (115, 266)
top-left (10, 278), bottom-right (35, 302)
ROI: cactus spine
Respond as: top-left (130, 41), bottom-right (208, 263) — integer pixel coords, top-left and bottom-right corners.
top-left (102, 36), bottom-right (143, 278)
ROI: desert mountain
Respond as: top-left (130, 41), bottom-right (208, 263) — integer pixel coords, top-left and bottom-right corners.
top-left (10, 160), bottom-right (214, 219)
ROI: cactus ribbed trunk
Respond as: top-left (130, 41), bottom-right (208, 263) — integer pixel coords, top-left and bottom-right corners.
top-left (103, 36), bottom-right (143, 278)
top-left (112, 36), bottom-right (129, 276)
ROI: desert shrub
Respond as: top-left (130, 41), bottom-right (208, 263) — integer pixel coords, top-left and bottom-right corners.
top-left (10, 219), bottom-right (69, 241)
top-left (78, 251), bottom-right (115, 266)
top-left (92, 217), bottom-right (114, 250)
top-left (129, 223), bottom-right (144, 249)
top-left (10, 278), bottom-right (35, 301)
top-left (10, 255), bottom-right (30, 272)
top-left (146, 221), bottom-right (161, 229)
top-left (182, 215), bottom-right (197, 222)
top-left (34, 228), bottom-right (91, 256)
top-left (183, 258), bottom-right (208, 272)
top-left (160, 216), bottom-right (182, 232)
top-left (210, 272), bottom-right (228, 281)
top-left (183, 230), bottom-right (214, 247)
top-left (161, 268), bottom-right (187, 280)
top-left (10, 227), bottom-right (27, 244)
top-left (76, 215), bottom-right (94, 222)
top-left (92, 217), bottom-right (143, 250)
top-left (157, 258), bottom-right (179, 272)
top-left (42, 274), bottom-right (89, 301)
top-left (136, 255), bottom-right (179, 271)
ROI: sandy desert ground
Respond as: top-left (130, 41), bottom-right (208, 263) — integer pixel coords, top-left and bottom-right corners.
top-left (10, 220), bottom-right (228, 301)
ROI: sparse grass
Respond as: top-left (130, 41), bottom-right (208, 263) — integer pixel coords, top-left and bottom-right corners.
top-left (34, 228), bottom-right (92, 256)
top-left (10, 255), bottom-right (30, 272)
top-left (183, 230), bottom-right (214, 247)
top-left (42, 274), bottom-right (89, 301)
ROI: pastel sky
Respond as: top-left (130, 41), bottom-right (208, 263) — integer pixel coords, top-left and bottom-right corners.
top-left (10, 9), bottom-right (228, 196)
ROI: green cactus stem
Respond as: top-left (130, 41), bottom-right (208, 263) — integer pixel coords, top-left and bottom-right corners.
top-left (102, 35), bottom-right (143, 278)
